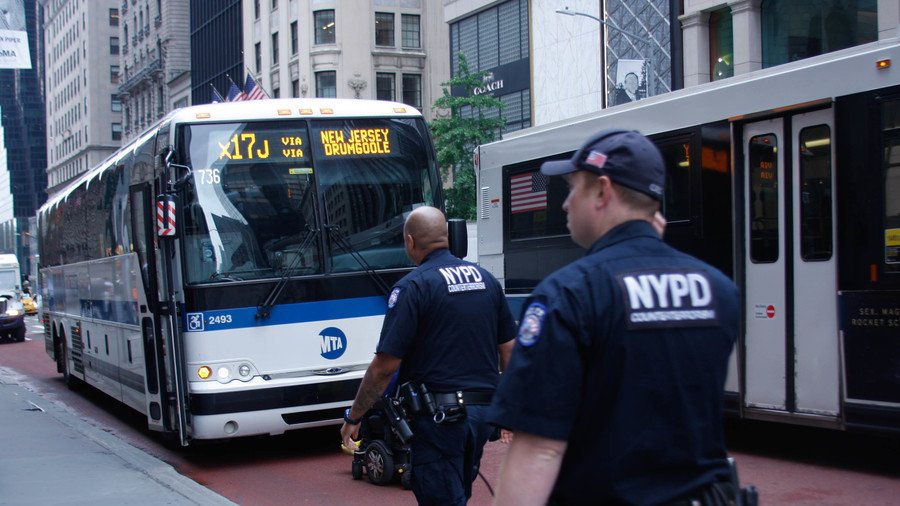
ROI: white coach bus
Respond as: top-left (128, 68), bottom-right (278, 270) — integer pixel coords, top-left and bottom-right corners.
top-left (39, 99), bottom-right (446, 445)
top-left (476, 38), bottom-right (900, 433)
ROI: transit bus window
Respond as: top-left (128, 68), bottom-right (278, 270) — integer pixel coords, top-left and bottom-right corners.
top-left (309, 118), bottom-right (437, 272)
top-left (749, 134), bottom-right (779, 263)
top-left (179, 121), bottom-right (320, 284)
top-left (798, 125), bottom-right (833, 261)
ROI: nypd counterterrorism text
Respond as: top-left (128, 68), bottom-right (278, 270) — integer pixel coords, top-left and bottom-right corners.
top-left (618, 270), bottom-right (718, 328)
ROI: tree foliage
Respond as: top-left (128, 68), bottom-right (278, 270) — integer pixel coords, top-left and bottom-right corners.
top-left (429, 54), bottom-right (505, 220)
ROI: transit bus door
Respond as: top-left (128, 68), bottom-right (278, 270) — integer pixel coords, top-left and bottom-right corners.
top-left (741, 109), bottom-right (840, 424)
top-left (743, 118), bottom-right (787, 413)
top-left (131, 184), bottom-right (190, 444)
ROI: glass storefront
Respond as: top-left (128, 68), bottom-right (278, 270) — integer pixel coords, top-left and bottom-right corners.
top-left (761, 0), bottom-right (877, 68)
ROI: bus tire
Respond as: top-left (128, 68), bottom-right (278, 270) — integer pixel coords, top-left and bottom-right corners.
top-left (365, 441), bottom-right (394, 486)
top-left (59, 338), bottom-right (79, 390)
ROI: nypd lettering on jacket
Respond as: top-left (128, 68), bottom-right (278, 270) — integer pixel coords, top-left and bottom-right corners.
top-left (439, 265), bottom-right (486, 293)
top-left (616, 269), bottom-right (718, 329)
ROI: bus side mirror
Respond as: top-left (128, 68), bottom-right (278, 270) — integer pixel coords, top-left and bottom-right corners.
top-left (448, 219), bottom-right (468, 259)
top-left (156, 195), bottom-right (179, 238)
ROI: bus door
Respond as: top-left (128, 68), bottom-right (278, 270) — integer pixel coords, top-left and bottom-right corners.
top-left (742, 109), bottom-right (840, 422)
top-left (130, 183), bottom-right (189, 444)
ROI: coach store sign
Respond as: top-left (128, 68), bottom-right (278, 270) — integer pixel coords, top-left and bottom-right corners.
top-left (452, 59), bottom-right (529, 98)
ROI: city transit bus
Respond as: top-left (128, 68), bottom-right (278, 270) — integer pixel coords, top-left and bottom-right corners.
top-left (475, 37), bottom-right (900, 433)
top-left (39, 99), bottom-right (445, 445)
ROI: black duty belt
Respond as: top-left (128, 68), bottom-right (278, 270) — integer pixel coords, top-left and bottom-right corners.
top-left (434, 391), bottom-right (494, 406)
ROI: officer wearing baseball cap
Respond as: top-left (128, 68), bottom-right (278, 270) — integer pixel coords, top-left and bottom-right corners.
top-left (488, 129), bottom-right (741, 505)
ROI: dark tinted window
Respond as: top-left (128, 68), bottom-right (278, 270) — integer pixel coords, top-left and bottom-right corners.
top-left (799, 124), bottom-right (833, 261)
top-left (749, 133), bottom-right (779, 263)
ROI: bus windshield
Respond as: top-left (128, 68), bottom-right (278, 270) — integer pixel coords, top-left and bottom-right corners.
top-left (180, 117), bottom-right (437, 284)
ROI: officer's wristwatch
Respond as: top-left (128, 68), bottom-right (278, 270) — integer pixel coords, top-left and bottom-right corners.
top-left (344, 408), bottom-right (361, 425)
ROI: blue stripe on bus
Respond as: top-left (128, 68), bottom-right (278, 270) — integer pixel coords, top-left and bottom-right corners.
top-left (182, 295), bottom-right (387, 332)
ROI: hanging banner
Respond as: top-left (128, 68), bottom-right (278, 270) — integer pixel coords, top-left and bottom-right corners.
top-left (0, 0), bottom-right (31, 69)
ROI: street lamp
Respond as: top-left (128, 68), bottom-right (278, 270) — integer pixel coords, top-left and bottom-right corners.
top-left (556, 6), bottom-right (654, 105)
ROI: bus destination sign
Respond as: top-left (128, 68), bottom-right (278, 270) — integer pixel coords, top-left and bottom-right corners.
top-left (217, 131), bottom-right (309, 162)
top-left (318, 128), bottom-right (393, 157)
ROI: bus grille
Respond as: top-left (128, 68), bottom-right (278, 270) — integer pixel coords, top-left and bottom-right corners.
top-left (70, 325), bottom-right (84, 374)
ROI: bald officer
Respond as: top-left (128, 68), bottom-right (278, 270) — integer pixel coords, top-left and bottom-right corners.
top-left (489, 130), bottom-right (740, 506)
top-left (341, 206), bottom-right (516, 505)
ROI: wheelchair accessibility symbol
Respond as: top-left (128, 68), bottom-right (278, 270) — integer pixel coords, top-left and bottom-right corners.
top-left (187, 313), bottom-right (204, 331)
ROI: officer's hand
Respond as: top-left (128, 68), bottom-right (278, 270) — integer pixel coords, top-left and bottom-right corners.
top-left (340, 422), bottom-right (360, 451)
top-left (500, 428), bottom-right (514, 444)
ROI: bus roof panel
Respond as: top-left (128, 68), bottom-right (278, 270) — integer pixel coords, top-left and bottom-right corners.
top-left (480, 36), bottom-right (900, 166)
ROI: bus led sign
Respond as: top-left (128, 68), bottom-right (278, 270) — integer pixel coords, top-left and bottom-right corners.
top-left (319, 128), bottom-right (392, 156)
top-left (217, 132), bottom-right (308, 161)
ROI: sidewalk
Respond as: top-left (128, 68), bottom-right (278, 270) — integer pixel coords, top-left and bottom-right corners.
top-left (0, 368), bottom-right (236, 506)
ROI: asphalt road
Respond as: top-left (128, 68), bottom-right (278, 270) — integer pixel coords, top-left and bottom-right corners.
top-left (3, 315), bottom-right (899, 505)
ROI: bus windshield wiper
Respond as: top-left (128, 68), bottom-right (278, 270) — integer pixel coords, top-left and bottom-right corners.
top-left (255, 227), bottom-right (318, 320)
top-left (324, 224), bottom-right (392, 296)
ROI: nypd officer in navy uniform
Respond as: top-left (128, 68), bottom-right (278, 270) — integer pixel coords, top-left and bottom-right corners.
top-left (488, 130), bottom-right (740, 506)
top-left (341, 205), bottom-right (516, 505)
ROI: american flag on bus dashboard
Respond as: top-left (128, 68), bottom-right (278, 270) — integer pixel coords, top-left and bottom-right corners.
top-left (510, 171), bottom-right (548, 214)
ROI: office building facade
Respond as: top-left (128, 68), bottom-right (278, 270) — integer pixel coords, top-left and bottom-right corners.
top-left (0, 0), bottom-right (47, 277)
top-left (118, 0), bottom-right (192, 141)
top-left (190, 0), bottom-right (243, 105)
top-left (43, 0), bottom-right (122, 193)
top-left (243, 0), bottom-right (449, 120)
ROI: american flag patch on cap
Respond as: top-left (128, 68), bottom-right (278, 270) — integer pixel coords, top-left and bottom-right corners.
top-left (584, 150), bottom-right (608, 169)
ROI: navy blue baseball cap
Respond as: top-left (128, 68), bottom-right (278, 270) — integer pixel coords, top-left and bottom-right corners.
top-left (540, 129), bottom-right (665, 202)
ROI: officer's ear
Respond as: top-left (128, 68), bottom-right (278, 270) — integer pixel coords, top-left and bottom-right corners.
top-left (594, 175), bottom-right (614, 206)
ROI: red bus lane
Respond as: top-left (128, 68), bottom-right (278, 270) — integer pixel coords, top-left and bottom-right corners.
top-left (2, 322), bottom-right (899, 505)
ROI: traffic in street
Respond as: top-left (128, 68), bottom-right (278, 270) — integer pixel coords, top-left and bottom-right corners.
top-left (1, 316), bottom-right (898, 505)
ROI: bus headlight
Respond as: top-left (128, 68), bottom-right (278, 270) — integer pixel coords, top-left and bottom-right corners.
top-left (6, 308), bottom-right (21, 316)
top-left (193, 361), bottom-right (258, 383)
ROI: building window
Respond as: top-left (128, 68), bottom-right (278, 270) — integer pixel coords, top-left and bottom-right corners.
top-left (314, 10), bottom-right (335, 45)
top-left (401, 14), bottom-right (420, 48)
top-left (709, 8), bottom-right (733, 80)
top-left (111, 94), bottom-right (122, 112)
top-left (292, 78), bottom-right (299, 97)
top-left (255, 42), bottom-right (261, 72)
top-left (761, 0), bottom-right (877, 68)
top-left (376, 72), bottom-right (395, 101)
top-left (110, 37), bottom-right (119, 55)
top-left (112, 123), bottom-right (122, 141)
top-left (402, 74), bottom-right (421, 109)
top-left (272, 0), bottom-right (278, 9)
top-left (375, 12), bottom-right (394, 46)
top-left (109, 8), bottom-right (119, 26)
top-left (174, 97), bottom-right (188, 109)
top-left (273, 85), bottom-right (280, 98)
top-left (254, 0), bottom-right (260, 19)
top-left (272, 32), bottom-right (279, 64)
top-left (110, 65), bottom-right (120, 84)
top-left (316, 71), bottom-right (336, 98)
top-left (291, 21), bottom-right (298, 54)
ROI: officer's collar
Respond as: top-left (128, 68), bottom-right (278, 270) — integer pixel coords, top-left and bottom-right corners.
top-left (421, 247), bottom-right (453, 264)
top-left (587, 220), bottom-right (659, 255)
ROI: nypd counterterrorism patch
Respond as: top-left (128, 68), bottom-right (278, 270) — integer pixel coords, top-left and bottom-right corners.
top-left (616, 269), bottom-right (719, 329)
top-left (517, 302), bottom-right (547, 347)
top-left (388, 288), bottom-right (401, 309)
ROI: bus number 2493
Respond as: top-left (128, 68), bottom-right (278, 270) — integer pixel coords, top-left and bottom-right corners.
top-left (208, 314), bottom-right (233, 325)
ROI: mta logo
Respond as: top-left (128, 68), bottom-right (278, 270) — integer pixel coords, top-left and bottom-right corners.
top-left (319, 326), bottom-right (347, 360)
